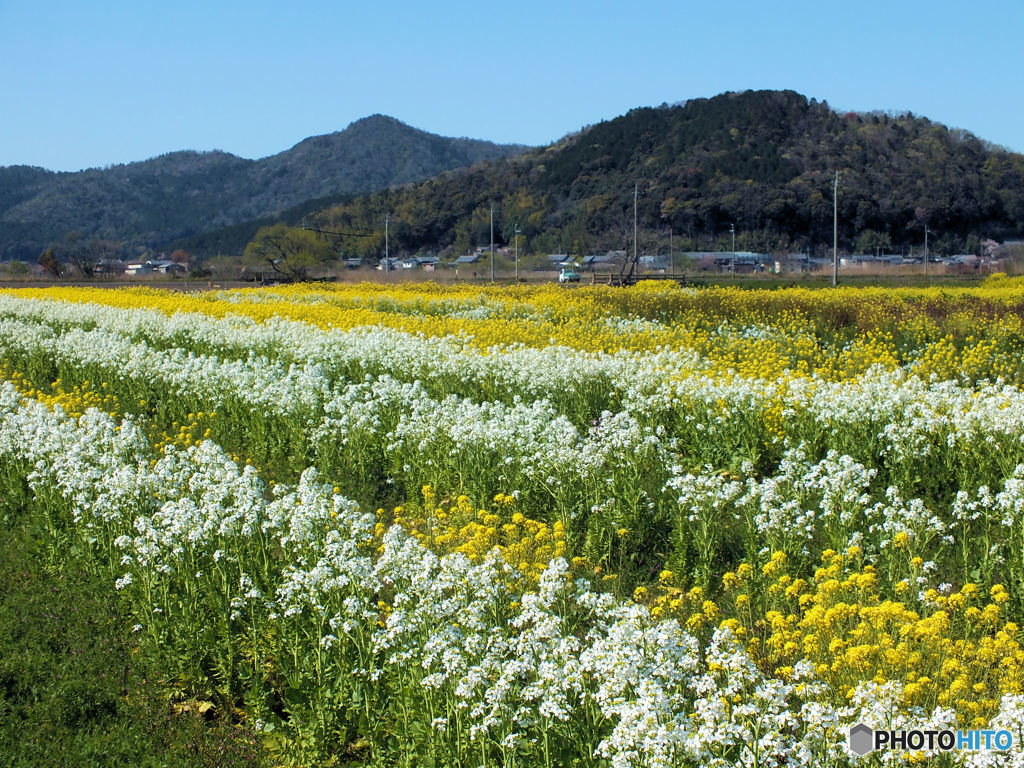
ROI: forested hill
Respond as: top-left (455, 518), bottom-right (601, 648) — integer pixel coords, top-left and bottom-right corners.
top-left (303, 90), bottom-right (1024, 259)
top-left (0, 116), bottom-right (528, 260)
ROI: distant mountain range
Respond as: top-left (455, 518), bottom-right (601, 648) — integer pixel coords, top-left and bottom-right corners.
top-left (299, 90), bottom-right (1024, 261)
top-left (0, 116), bottom-right (529, 260)
top-left (4, 91), bottom-right (1024, 264)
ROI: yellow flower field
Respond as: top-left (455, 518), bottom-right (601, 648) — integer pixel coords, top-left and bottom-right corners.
top-left (3, 278), bottom-right (1024, 765)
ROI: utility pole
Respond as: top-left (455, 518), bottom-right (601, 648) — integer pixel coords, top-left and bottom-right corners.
top-left (832, 170), bottom-right (839, 287)
top-left (489, 203), bottom-right (495, 282)
top-left (730, 223), bottom-right (736, 275)
top-left (670, 229), bottom-right (674, 275)
top-left (924, 223), bottom-right (929, 280)
top-left (514, 223), bottom-right (520, 282)
top-left (633, 183), bottom-right (638, 268)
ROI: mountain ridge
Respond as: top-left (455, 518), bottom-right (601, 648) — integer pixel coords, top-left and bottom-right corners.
top-left (295, 90), bottom-right (1024, 261)
top-left (0, 116), bottom-right (529, 260)
top-left (7, 91), bottom-right (1024, 264)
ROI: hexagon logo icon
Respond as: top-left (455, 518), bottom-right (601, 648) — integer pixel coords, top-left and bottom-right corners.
top-left (849, 722), bottom-right (874, 756)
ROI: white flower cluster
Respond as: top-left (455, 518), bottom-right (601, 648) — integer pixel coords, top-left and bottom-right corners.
top-left (6, 372), bottom-right (1024, 764)
top-left (5, 299), bottom-right (1024, 603)
top-left (6, 296), bottom-right (1024, 526)
top-left (0, 380), bottom-right (933, 766)
top-left (0, 295), bottom-right (698, 415)
top-left (7, 293), bottom-right (1024, 763)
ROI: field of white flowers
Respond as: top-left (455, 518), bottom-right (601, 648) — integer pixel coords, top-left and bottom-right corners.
top-left (3, 282), bottom-right (1024, 766)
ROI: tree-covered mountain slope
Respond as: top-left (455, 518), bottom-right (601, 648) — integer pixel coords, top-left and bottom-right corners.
top-left (0, 115), bottom-right (528, 260)
top-left (303, 91), bottom-right (1024, 260)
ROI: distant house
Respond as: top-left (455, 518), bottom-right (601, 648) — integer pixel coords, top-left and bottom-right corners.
top-left (646, 254), bottom-right (679, 270)
top-left (581, 252), bottom-right (622, 270)
top-left (455, 254), bottom-right (480, 265)
top-left (150, 259), bottom-right (185, 275)
top-left (376, 257), bottom-right (402, 271)
top-left (124, 259), bottom-right (184, 276)
top-left (123, 261), bottom-right (153, 275)
top-left (93, 258), bottom-right (124, 275)
top-left (685, 251), bottom-right (769, 273)
top-left (472, 246), bottom-right (511, 258)
top-left (546, 254), bottom-right (575, 266)
top-left (844, 253), bottom-right (905, 266)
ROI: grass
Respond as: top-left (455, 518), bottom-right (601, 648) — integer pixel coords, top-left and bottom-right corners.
top-left (0, 506), bottom-right (269, 768)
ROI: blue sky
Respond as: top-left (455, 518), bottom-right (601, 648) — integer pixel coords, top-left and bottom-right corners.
top-left (2, 0), bottom-right (1021, 172)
